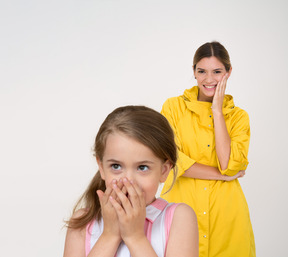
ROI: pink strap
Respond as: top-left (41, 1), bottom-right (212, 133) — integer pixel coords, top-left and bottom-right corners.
top-left (164, 203), bottom-right (179, 253)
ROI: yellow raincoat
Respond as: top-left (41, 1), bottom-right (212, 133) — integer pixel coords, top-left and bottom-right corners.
top-left (161, 86), bottom-right (255, 257)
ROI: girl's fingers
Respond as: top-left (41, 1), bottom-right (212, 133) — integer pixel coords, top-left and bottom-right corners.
top-left (112, 182), bottom-right (133, 213)
top-left (129, 180), bottom-right (145, 208)
top-left (109, 195), bottom-right (126, 216)
top-left (97, 189), bottom-right (113, 209)
top-left (111, 179), bottom-right (126, 204)
top-left (98, 186), bottom-right (112, 205)
top-left (122, 178), bottom-right (142, 209)
top-left (122, 183), bottom-right (128, 196)
top-left (110, 180), bottom-right (118, 201)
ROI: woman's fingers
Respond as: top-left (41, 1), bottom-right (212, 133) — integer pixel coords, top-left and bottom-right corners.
top-left (238, 170), bottom-right (246, 177)
top-left (222, 73), bottom-right (228, 93)
top-left (218, 73), bottom-right (228, 95)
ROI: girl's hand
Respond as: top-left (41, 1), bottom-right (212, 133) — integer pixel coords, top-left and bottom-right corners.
top-left (97, 180), bottom-right (123, 240)
top-left (109, 178), bottom-right (146, 245)
top-left (222, 170), bottom-right (245, 181)
top-left (212, 73), bottom-right (228, 114)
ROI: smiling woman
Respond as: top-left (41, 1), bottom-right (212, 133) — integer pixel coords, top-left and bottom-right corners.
top-left (161, 41), bottom-right (256, 257)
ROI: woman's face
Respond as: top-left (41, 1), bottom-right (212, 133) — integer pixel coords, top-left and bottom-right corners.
top-left (97, 132), bottom-right (171, 206)
top-left (194, 56), bottom-right (231, 102)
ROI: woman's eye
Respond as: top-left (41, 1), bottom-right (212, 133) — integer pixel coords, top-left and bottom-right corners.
top-left (214, 70), bottom-right (222, 74)
top-left (138, 165), bottom-right (149, 172)
top-left (111, 164), bottom-right (121, 170)
top-left (198, 70), bottom-right (205, 74)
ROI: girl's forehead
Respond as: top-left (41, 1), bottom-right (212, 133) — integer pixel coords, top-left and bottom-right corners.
top-left (103, 133), bottom-right (161, 162)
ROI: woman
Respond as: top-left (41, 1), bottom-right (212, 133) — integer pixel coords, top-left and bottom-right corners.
top-left (161, 42), bottom-right (255, 257)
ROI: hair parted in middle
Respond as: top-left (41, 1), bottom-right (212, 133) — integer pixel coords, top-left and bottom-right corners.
top-left (67, 105), bottom-right (178, 229)
top-left (193, 41), bottom-right (231, 72)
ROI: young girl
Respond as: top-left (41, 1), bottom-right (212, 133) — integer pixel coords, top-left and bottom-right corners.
top-left (63, 105), bottom-right (199, 257)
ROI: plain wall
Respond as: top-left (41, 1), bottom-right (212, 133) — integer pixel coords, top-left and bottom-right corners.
top-left (1, 0), bottom-right (287, 256)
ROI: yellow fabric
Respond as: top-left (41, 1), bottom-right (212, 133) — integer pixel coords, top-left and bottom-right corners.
top-left (161, 86), bottom-right (255, 257)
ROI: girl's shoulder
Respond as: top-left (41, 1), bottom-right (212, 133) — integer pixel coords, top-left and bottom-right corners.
top-left (172, 203), bottom-right (197, 221)
top-left (64, 209), bottom-right (88, 257)
top-left (166, 203), bottom-right (198, 256)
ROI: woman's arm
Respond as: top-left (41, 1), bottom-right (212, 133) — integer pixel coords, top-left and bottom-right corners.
top-left (182, 162), bottom-right (245, 181)
top-left (166, 203), bottom-right (199, 257)
top-left (212, 73), bottom-right (231, 170)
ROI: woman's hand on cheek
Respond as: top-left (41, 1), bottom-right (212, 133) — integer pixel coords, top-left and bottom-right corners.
top-left (109, 178), bottom-right (146, 246)
top-left (212, 73), bottom-right (228, 114)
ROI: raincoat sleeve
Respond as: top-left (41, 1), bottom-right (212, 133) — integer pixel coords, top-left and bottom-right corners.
top-left (161, 98), bottom-right (196, 178)
top-left (217, 109), bottom-right (250, 176)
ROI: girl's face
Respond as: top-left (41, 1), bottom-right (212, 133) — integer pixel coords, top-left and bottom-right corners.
top-left (97, 132), bottom-right (171, 206)
top-left (194, 56), bottom-right (232, 102)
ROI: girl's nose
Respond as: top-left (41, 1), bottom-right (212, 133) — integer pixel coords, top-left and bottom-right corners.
top-left (125, 171), bottom-right (134, 182)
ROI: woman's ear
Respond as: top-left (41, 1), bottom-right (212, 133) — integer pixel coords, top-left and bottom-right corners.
top-left (160, 160), bottom-right (173, 183)
top-left (96, 157), bottom-right (105, 180)
top-left (193, 69), bottom-right (197, 80)
top-left (227, 67), bottom-right (232, 78)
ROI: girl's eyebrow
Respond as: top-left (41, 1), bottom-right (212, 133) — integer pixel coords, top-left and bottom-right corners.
top-left (106, 159), bottom-right (155, 164)
top-left (136, 160), bottom-right (155, 164)
top-left (106, 159), bottom-right (122, 163)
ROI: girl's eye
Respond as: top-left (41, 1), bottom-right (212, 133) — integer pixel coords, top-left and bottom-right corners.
top-left (111, 164), bottom-right (121, 170)
top-left (138, 165), bottom-right (149, 172)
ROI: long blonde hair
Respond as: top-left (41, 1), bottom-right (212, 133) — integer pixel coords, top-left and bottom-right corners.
top-left (66, 105), bottom-right (177, 229)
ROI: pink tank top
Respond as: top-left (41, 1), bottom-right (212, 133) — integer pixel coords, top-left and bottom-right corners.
top-left (85, 198), bottom-right (178, 257)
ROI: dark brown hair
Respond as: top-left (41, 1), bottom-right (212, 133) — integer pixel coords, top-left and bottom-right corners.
top-left (193, 41), bottom-right (231, 71)
top-left (66, 105), bottom-right (177, 229)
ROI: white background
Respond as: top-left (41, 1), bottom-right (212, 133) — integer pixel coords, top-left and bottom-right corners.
top-left (1, 0), bottom-right (287, 256)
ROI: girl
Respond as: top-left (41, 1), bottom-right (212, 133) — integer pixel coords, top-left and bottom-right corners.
top-left (160, 42), bottom-right (256, 257)
top-left (63, 105), bottom-right (198, 257)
